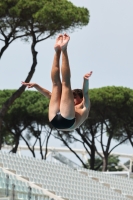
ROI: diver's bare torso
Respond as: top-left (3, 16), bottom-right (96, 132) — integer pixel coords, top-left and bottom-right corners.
top-left (57, 101), bottom-right (89, 131)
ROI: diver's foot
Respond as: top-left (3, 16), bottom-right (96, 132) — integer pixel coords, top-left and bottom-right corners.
top-left (61, 33), bottom-right (70, 51)
top-left (54, 34), bottom-right (63, 52)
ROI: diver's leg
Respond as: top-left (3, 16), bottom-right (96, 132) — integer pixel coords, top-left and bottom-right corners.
top-left (60, 34), bottom-right (75, 119)
top-left (49, 35), bottom-right (63, 121)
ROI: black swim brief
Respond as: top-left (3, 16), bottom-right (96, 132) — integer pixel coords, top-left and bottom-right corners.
top-left (50, 113), bottom-right (75, 129)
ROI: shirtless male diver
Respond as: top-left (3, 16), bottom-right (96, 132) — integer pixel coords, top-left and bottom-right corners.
top-left (22, 34), bottom-right (92, 131)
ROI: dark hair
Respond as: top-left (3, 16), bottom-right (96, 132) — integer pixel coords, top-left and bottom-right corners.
top-left (72, 89), bottom-right (83, 99)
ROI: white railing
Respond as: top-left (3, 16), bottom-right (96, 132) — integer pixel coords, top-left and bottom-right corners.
top-left (1, 145), bottom-right (133, 173)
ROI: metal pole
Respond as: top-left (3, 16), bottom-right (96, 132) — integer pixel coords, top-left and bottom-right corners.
top-left (18, 146), bottom-right (21, 157)
top-left (5, 174), bottom-right (9, 196)
top-left (11, 184), bottom-right (15, 200)
top-left (129, 158), bottom-right (132, 173)
top-left (28, 186), bottom-right (32, 200)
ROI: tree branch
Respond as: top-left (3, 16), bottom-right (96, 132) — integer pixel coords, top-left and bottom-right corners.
top-left (109, 137), bottom-right (128, 154)
top-left (94, 145), bottom-right (103, 159)
top-left (0, 28), bottom-right (7, 39)
top-left (20, 134), bottom-right (36, 157)
top-left (82, 142), bottom-right (91, 157)
top-left (37, 33), bottom-right (54, 43)
top-left (0, 38), bottom-right (4, 42)
top-left (9, 34), bottom-right (29, 44)
top-left (100, 123), bottom-right (105, 154)
top-left (71, 135), bottom-right (83, 144)
top-left (38, 136), bottom-right (43, 159)
top-left (76, 128), bottom-right (92, 149)
top-left (44, 129), bottom-right (52, 160)
top-left (57, 131), bottom-right (87, 168)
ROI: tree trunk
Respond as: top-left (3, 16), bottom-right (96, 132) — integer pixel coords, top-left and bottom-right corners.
top-left (125, 129), bottom-right (133, 147)
top-left (0, 27), bottom-right (27, 59)
top-left (44, 131), bottom-right (51, 160)
top-left (89, 152), bottom-right (95, 170)
top-left (102, 155), bottom-right (108, 171)
top-left (0, 42), bottom-right (9, 59)
top-left (10, 133), bottom-right (20, 153)
top-left (0, 37), bottom-right (38, 149)
top-left (89, 142), bottom-right (95, 170)
top-left (0, 119), bottom-right (3, 149)
top-left (58, 132), bottom-right (87, 168)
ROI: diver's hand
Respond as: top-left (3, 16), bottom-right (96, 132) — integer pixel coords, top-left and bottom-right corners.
top-left (21, 82), bottom-right (36, 88)
top-left (83, 71), bottom-right (93, 80)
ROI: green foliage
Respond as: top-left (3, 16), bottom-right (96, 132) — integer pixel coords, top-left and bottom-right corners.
top-left (86, 155), bottom-right (124, 171)
top-left (0, 0), bottom-right (89, 36)
top-left (0, 0), bottom-right (90, 151)
top-left (65, 86), bottom-right (133, 170)
top-left (89, 86), bottom-right (133, 137)
top-left (2, 90), bottom-right (49, 123)
top-left (1, 128), bottom-right (15, 145)
top-left (1, 86), bottom-right (133, 163)
top-left (0, 90), bottom-right (49, 145)
top-left (89, 86), bottom-right (133, 113)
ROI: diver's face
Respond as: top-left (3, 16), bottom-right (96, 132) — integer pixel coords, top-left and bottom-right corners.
top-left (73, 94), bottom-right (82, 105)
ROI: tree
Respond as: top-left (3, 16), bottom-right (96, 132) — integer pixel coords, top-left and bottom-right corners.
top-left (111, 88), bottom-right (133, 149)
top-left (0, 90), bottom-right (50, 156)
top-left (53, 86), bottom-right (133, 171)
top-left (87, 86), bottom-right (132, 171)
top-left (0, 0), bottom-right (27, 58)
top-left (0, 0), bottom-right (90, 148)
top-left (1, 86), bottom-right (133, 166)
top-left (0, 0), bottom-right (89, 58)
top-left (86, 155), bottom-right (124, 171)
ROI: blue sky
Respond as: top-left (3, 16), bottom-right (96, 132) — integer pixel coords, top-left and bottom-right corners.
top-left (0, 0), bottom-right (133, 91)
top-left (0, 0), bottom-right (133, 162)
